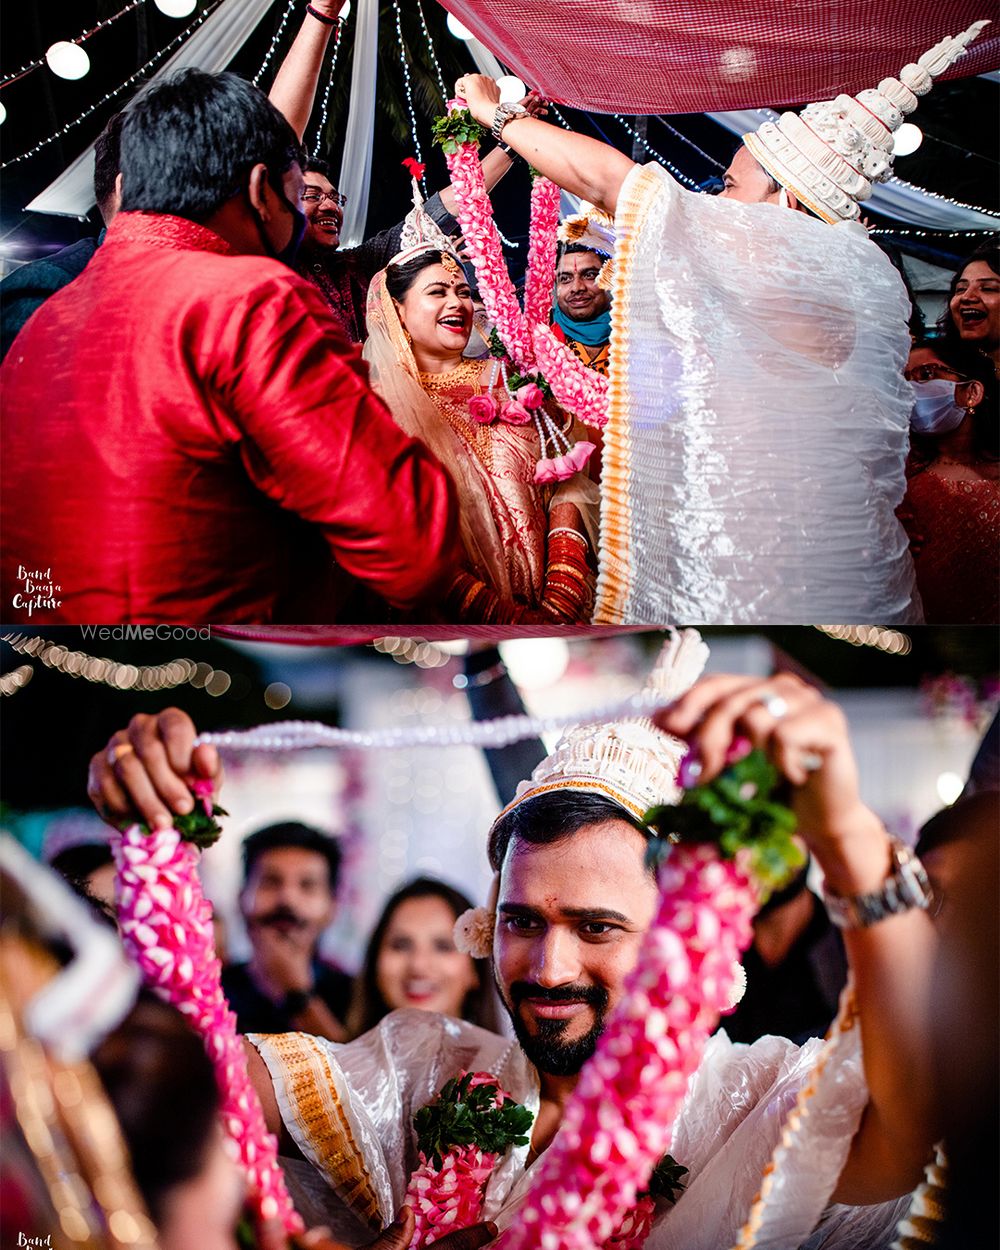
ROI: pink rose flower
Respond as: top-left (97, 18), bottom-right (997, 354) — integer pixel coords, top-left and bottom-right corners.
top-left (564, 441), bottom-right (596, 474)
top-left (500, 400), bottom-right (533, 426)
top-left (468, 394), bottom-right (499, 424)
top-left (513, 381), bottom-right (544, 409)
top-left (533, 457), bottom-right (560, 484)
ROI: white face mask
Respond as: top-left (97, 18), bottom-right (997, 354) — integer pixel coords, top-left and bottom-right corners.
top-left (910, 378), bottom-right (968, 436)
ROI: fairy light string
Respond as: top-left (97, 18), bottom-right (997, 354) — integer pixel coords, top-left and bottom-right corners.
top-left (0, 0), bottom-right (147, 90)
top-left (392, 0), bottom-right (425, 192)
top-left (252, 0), bottom-right (298, 87)
top-left (309, 16), bottom-right (345, 155)
top-left (415, 0), bottom-right (447, 101)
top-left (0, 0), bottom-right (225, 170)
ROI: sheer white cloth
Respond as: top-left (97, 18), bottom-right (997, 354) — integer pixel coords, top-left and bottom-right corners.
top-left (251, 1010), bottom-right (907, 1249)
top-left (594, 162), bottom-right (922, 626)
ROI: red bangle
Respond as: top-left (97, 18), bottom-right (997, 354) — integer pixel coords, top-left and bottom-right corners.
top-left (306, 4), bottom-right (339, 25)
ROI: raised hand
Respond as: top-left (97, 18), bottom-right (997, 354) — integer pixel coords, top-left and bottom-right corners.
top-left (87, 708), bottom-right (221, 831)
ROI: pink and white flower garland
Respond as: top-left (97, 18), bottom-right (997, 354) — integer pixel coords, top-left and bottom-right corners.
top-left (523, 174), bottom-right (562, 335)
top-left (112, 796), bottom-right (302, 1235)
top-left (500, 844), bottom-right (757, 1250)
top-left (532, 324), bottom-right (610, 430)
top-left (404, 1071), bottom-right (530, 1249)
top-left (439, 105), bottom-right (600, 479)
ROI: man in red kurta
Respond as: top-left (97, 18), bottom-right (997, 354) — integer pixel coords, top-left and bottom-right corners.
top-left (1, 69), bottom-right (459, 625)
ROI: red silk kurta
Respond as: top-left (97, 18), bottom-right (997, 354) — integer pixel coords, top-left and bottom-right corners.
top-left (1, 213), bottom-right (459, 624)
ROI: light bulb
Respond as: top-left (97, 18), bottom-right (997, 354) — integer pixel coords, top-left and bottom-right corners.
top-left (446, 13), bottom-right (474, 39)
top-left (936, 771), bottom-right (963, 805)
top-left (45, 42), bottom-right (91, 81)
top-left (0, 101), bottom-right (6, 126)
top-left (892, 123), bottom-right (923, 157)
top-left (497, 75), bottom-right (526, 103)
top-left (338, 0), bottom-right (351, 17)
top-left (153, 0), bottom-right (198, 16)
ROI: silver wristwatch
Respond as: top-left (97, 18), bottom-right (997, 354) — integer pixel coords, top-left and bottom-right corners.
top-left (822, 837), bottom-right (933, 930)
top-left (491, 101), bottom-right (528, 140)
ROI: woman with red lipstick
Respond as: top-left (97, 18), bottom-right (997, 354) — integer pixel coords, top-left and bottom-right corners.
top-left (363, 246), bottom-right (599, 624)
top-left (347, 878), bottom-right (500, 1038)
top-left (938, 241), bottom-right (1000, 381)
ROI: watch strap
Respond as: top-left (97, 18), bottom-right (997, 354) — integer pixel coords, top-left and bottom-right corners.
top-left (822, 837), bottom-right (933, 929)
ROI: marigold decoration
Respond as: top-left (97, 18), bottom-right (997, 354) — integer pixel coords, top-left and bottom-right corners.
top-left (498, 749), bottom-right (801, 1250)
top-left (431, 104), bottom-right (603, 478)
top-left (404, 1071), bottom-right (533, 1248)
top-left (112, 781), bottom-right (303, 1236)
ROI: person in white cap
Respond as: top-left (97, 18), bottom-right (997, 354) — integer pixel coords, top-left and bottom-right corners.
top-left (88, 632), bottom-right (941, 1248)
top-left (457, 22), bottom-right (990, 626)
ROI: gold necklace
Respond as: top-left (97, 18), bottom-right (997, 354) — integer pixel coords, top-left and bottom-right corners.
top-left (418, 359), bottom-right (497, 470)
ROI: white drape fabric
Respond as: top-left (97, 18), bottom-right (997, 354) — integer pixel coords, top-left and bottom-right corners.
top-left (25, 0), bottom-right (276, 219)
top-left (594, 162), bottom-right (923, 626)
top-left (710, 110), bottom-right (1000, 230)
top-left (337, 0), bottom-right (379, 248)
top-left (468, 38), bottom-right (506, 79)
top-left (251, 1010), bottom-right (907, 1249)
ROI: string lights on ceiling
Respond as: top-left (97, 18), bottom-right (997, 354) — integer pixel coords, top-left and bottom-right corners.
top-left (612, 114), bottom-right (703, 190)
top-left (0, 0), bottom-right (224, 170)
top-left (372, 637), bottom-right (451, 669)
top-left (310, 17), bottom-right (346, 154)
top-left (392, 1), bottom-right (426, 192)
top-left (252, 0), bottom-right (297, 87)
top-left (415, 0), bottom-right (447, 101)
top-left (814, 625), bottom-right (912, 656)
top-left (0, 0), bottom-right (147, 90)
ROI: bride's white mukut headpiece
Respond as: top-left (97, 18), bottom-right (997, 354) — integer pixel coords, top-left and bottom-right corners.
top-left (491, 628), bottom-right (709, 830)
top-left (743, 20), bottom-right (991, 225)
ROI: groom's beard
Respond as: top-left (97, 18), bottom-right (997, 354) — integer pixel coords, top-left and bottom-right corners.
top-left (500, 979), bottom-right (610, 1077)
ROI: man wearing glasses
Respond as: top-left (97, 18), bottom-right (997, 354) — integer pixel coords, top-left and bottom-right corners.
top-left (291, 155), bottom-right (458, 345)
top-left (269, 2), bottom-right (540, 344)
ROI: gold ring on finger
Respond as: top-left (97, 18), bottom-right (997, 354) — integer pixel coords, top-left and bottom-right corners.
top-left (108, 741), bottom-right (135, 766)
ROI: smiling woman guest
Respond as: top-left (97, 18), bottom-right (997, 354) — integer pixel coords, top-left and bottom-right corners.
top-left (938, 241), bottom-right (1000, 381)
top-left (363, 246), bottom-right (599, 623)
top-left (347, 877), bottom-right (499, 1037)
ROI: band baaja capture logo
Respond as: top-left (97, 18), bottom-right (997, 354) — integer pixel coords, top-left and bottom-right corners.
top-left (12, 565), bottom-right (62, 616)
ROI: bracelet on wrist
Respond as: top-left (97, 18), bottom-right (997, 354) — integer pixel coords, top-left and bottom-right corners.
top-left (306, 4), bottom-right (339, 26)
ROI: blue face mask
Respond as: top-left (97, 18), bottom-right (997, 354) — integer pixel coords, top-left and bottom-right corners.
top-left (910, 378), bottom-right (968, 436)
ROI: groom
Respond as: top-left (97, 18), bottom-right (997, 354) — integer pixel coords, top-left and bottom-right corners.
top-left (451, 25), bottom-right (991, 625)
top-left (89, 655), bottom-right (936, 1246)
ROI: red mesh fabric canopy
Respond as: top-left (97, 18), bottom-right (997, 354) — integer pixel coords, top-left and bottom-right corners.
top-left (439, 1), bottom-right (998, 113)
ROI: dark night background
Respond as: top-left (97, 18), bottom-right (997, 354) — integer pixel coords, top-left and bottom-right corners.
top-left (1, 1), bottom-right (997, 275)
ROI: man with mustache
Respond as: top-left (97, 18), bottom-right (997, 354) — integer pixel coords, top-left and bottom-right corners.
top-left (221, 822), bottom-right (351, 1042)
top-left (89, 633), bottom-right (937, 1247)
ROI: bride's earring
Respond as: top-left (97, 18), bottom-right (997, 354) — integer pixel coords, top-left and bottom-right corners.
top-left (403, 328), bottom-right (412, 346)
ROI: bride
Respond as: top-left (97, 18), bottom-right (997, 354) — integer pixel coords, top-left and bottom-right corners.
top-left (363, 244), bottom-right (599, 623)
